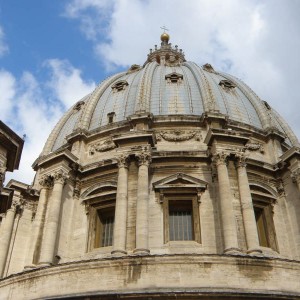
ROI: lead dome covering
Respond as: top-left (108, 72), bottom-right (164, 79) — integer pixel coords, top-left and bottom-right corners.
top-left (42, 36), bottom-right (298, 155)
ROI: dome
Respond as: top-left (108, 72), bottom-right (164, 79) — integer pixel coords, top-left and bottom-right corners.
top-left (42, 36), bottom-right (298, 156)
top-left (2, 34), bottom-right (300, 300)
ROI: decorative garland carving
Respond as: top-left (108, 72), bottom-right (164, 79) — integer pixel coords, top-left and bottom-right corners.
top-left (89, 139), bottom-right (116, 155)
top-left (156, 130), bottom-right (201, 142)
top-left (245, 142), bottom-right (264, 153)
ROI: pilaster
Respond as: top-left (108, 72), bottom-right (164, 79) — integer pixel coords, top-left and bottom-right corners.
top-left (235, 154), bottom-right (261, 255)
top-left (112, 154), bottom-right (130, 256)
top-left (212, 152), bottom-right (240, 254)
top-left (24, 175), bottom-right (52, 269)
top-left (38, 170), bottom-right (68, 266)
top-left (134, 150), bottom-right (151, 255)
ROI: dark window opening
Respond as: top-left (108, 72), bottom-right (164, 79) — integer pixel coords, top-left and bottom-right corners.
top-left (169, 200), bottom-right (193, 241)
top-left (94, 207), bottom-right (115, 248)
top-left (254, 203), bottom-right (278, 251)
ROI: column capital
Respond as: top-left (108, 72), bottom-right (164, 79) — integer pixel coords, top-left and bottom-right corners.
top-left (52, 170), bottom-right (69, 185)
top-left (73, 179), bottom-right (81, 198)
top-left (117, 154), bottom-right (130, 169)
top-left (0, 166), bottom-right (6, 189)
top-left (235, 153), bottom-right (248, 169)
top-left (291, 168), bottom-right (300, 184)
top-left (39, 175), bottom-right (53, 189)
top-left (136, 151), bottom-right (152, 167)
top-left (212, 151), bottom-right (229, 166)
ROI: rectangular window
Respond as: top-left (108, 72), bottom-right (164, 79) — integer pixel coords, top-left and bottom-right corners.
top-left (254, 207), bottom-right (269, 248)
top-left (169, 200), bottom-right (193, 241)
top-left (163, 196), bottom-right (201, 243)
top-left (254, 203), bottom-right (278, 251)
top-left (94, 207), bottom-right (115, 248)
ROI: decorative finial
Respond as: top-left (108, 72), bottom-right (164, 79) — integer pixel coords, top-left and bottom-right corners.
top-left (160, 26), bottom-right (170, 43)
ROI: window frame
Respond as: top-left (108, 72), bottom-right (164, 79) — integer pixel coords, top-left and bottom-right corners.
top-left (163, 194), bottom-right (201, 243)
top-left (82, 182), bottom-right (117, 252)
top-left (251, 194), bottom-right (278, 252)
top-left (89, 202), bottom-right (115, 249)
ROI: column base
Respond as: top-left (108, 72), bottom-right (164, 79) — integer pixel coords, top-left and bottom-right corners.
top-left (224, 247), bottom-right (241, 255)
top-left (133, 248), bottom-right (150, 255)
top-left (247, 248), bottom-right (263, 256)
top-left (23, 264), bottom-right (37, 271)
top-left (111, 249), bottom-right (127, 257)
top-left (37, 262), bottom-right (52, 267)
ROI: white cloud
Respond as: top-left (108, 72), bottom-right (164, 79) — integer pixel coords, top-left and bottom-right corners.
top-left (3, 60), bottom-right (96, 185)
top-left (0, 26), bottom-right (8, 56)
top-left (45, 59), bottom-right (96, 108)
top-left (64, 0), bottom-right (300, 139)
top-left (0, 70), bottom-right (16, 120)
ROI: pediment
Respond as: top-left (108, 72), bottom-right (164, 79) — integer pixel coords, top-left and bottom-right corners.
top-left (153, 173), bottom-right (208, 190)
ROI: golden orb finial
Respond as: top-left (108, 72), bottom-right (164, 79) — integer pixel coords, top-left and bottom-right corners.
top-left (160, 32), bottom-right (170, 43)
top-left (160, 26), bottom-right (169, 43)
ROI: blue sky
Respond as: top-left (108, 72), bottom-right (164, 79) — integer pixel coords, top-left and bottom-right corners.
top-left (1, 0), bottom-right (299, 184)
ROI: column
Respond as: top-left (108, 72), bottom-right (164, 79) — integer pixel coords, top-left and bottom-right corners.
top-left (213, 152), bottom-right (240, 254)
top-left (38, 170), bottom-right (68, 266)
top-left (0, 203), bottom-right (16, 277)
top-left (0, 166), bottom-right (5, 190)
top-left (134, 151), bottom-right (151, 255)
top-left (236, 155), bottom-right (262, 254)
top-left (24, 175), bottom-right (52, 269)
top-left (112, 155), bottom-right (129, 256)
top-left (292, 169), bottom-right (300, 191)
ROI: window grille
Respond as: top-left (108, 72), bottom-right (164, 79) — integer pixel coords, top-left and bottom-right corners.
top-left (101, 215), bottom-right (114, 247)
top-left (168, 200), bottom-right (193, 241)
